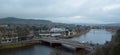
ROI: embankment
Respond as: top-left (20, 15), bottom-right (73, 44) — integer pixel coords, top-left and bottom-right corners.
top-left (0, 41), bottom-right (41, 50)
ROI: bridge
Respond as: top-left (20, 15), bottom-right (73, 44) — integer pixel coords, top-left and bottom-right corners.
top-left (0, 37), bottom-right (92, 51)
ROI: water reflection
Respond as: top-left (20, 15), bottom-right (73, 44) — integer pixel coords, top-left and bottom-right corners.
top-left (0, 45), bottom-right (73, 55)
top-left (50, 48), bottom-right (73, 55)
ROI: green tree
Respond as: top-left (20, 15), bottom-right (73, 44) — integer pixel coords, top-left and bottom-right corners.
top-left (109, 29), bottom-right (120, 55)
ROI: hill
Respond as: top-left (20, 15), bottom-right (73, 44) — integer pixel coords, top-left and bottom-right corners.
top-left (0, 17), bottom-right (52, 25)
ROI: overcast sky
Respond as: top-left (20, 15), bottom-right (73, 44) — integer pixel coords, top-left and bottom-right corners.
top-left (0, 0), bottom-right (120, 24)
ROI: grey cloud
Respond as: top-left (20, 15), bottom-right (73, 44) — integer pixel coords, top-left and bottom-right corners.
top-left (0, 0), bottom-right (120, 24)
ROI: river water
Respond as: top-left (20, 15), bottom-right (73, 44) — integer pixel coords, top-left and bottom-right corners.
top-left (0, 29), bottom-right (112, 55)
top-left (0, 45), bottom-right (73, 55)
top-left (71, 29), bottom-right (112, 44)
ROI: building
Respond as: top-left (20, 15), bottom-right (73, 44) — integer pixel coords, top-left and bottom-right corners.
top-left (0, 31), bottom-right (19, 44)
top-left (36, 30), bottom-right (51, 37)
top-left (37, 28), bottom-right (71, 38)
top-left (50, 28), bottom-right (66, 32)
top-left (0, 36), bottom-right (18, 44)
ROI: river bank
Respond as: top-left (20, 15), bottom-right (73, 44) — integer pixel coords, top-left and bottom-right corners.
top-left (61, 29), bottom-right (90, 39)
top-left (0, 40), bottom-right (41, 50)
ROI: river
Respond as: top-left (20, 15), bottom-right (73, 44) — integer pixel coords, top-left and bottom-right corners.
top-left (71, 29), bottom-right (112, 44)
top-left (0, 45), bottom-right (73, 55)
top-left (0, 29), bottom-right (112, 55)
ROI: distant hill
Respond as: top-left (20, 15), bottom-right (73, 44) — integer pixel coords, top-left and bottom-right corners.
top-left (105, 23), bottom-right (120, 26)
top-left (0, 17), bottom-right (52, 25)
top-left (75, 23), bottom-right (120, 26)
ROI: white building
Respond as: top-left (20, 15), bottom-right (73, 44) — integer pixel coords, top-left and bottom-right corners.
top-left (50, 28), bottom-right (67, 32)
top-left (38, 28), bottom-right (70, 38)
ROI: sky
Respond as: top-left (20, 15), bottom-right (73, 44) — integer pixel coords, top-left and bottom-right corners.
top-left (0, 0), bottom-right (120, 24)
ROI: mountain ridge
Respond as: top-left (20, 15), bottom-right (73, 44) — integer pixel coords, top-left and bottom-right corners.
top-left (0, 17), bottom-right (52, 25)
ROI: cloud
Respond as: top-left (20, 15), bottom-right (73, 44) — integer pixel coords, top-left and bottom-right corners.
top-left (47, 16), bottom-right (109, 24)
top-left (0, 0), bottom-right (120, 24)
top-left (103, 4), bottom-right (120, 11)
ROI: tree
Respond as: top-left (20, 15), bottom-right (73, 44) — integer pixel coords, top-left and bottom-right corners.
top-left (109, 44), bottom-right (120, 55)
top-left (109, 29), bottom-right (120, 55)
